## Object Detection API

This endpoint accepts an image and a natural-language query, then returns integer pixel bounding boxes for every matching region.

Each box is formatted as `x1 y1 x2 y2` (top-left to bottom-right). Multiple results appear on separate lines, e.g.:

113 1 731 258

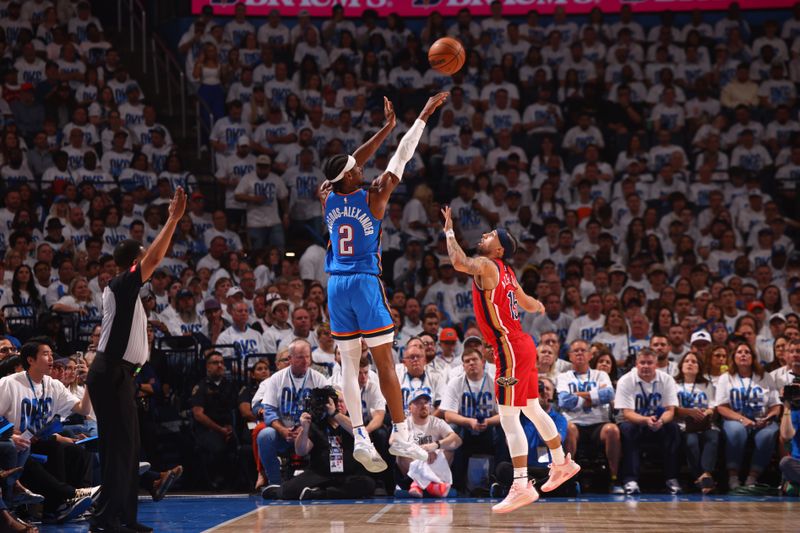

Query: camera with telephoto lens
782 374 800 410
303 386 339 422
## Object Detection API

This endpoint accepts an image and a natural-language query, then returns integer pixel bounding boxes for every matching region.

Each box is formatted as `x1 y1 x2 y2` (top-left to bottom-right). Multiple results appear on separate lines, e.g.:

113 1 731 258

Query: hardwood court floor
206 496 799 533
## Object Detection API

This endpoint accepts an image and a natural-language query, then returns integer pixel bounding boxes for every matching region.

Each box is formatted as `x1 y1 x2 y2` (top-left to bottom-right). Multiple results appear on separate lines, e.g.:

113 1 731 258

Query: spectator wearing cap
429 328 461 375
146 266 172 315
263 299 294 354
164 289 206 336
396 388 462 498
9 82 43 141
187 191 213 237
234 154 288 252
756 313 787 365
201 298 229 345
118 83 144 128
215 132 255 229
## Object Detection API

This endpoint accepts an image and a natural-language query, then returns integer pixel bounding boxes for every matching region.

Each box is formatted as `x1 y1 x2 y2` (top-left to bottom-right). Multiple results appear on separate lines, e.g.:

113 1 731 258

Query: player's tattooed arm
441 205 495 277
514 284 545 314
353 96 396 167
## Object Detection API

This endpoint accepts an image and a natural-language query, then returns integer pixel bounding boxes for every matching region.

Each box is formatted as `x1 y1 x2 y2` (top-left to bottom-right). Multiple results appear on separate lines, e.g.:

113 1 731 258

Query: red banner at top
192 0 797 18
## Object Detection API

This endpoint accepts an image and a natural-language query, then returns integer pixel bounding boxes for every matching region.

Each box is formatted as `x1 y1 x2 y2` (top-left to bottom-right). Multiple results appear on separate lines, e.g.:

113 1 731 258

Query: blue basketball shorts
327 273 394 341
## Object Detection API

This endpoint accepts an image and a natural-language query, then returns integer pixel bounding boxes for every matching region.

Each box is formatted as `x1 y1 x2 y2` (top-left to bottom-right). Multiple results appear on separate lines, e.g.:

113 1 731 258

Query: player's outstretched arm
353 96 396 167
441 205 495 278
369 93 449 218
514 284 545 314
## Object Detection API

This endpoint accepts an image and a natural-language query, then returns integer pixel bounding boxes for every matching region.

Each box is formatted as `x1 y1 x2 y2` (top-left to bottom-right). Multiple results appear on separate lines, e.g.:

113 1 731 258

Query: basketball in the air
428 37 465 75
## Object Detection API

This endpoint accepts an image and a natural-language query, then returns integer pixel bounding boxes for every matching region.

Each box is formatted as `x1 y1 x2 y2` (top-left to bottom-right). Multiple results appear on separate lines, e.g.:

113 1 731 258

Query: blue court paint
38 493 794 533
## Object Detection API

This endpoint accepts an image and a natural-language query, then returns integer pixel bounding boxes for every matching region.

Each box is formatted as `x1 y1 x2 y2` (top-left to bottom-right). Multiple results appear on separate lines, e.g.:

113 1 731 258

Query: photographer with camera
262 386 376 501
779 339 800 490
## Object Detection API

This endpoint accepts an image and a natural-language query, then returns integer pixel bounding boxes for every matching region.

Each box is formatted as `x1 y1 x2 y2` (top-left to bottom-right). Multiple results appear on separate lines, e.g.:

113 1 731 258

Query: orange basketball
428 37 465 75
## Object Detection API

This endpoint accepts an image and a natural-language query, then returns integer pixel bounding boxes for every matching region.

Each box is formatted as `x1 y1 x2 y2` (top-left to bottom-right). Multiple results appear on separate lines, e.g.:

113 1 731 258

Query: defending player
441 207 580 512
319 93 449 472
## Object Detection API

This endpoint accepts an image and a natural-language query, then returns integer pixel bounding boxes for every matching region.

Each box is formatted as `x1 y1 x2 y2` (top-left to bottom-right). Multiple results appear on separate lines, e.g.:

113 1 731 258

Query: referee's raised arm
138 187 187 281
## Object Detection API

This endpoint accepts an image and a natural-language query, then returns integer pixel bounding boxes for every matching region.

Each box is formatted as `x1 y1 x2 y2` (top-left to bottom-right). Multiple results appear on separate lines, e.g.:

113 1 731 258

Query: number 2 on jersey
338 224 354 255
507 290 520 321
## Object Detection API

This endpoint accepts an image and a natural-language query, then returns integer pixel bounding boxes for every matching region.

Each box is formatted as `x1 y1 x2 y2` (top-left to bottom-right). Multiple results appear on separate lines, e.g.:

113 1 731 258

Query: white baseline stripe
203 507 262 533
366 503 395 523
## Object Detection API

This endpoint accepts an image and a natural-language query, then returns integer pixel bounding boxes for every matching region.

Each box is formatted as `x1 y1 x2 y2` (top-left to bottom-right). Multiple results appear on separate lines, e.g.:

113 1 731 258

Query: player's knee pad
337 338 362 362
498 405 528 458
364 332 394 348
522 399 558 441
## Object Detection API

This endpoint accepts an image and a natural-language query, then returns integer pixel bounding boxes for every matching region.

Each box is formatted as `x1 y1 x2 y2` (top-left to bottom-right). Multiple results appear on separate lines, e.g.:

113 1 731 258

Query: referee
87 188 186 533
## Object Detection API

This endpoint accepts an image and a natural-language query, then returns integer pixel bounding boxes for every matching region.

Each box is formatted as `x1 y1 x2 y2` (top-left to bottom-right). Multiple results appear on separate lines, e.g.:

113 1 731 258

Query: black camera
782 374 800 410
303 386 339 422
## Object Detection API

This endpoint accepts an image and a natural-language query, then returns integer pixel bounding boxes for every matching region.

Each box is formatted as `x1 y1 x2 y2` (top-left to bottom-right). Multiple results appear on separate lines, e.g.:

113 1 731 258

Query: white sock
729 475 740 488
353 425 369 442
513 467 528 488
392 422 410 442
550 445 566 465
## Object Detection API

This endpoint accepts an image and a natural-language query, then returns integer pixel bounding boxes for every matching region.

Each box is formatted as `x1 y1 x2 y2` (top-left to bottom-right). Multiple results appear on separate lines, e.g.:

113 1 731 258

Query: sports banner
192 0 796 18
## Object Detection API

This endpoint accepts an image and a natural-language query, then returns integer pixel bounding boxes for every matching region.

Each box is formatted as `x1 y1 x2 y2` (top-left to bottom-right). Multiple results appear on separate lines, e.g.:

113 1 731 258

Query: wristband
445 229 455 239
435 440 441 450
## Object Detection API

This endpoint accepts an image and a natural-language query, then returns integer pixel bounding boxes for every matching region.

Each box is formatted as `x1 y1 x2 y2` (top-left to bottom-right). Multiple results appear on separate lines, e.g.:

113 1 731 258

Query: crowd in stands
0 0 797 525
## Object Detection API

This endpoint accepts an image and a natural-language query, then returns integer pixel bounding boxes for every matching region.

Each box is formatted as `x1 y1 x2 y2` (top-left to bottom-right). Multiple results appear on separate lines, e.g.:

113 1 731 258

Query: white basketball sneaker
353 438 388 473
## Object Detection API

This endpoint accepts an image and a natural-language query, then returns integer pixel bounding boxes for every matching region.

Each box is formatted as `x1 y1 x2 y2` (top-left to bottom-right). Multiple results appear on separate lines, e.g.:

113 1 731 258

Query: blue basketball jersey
324 189 382 275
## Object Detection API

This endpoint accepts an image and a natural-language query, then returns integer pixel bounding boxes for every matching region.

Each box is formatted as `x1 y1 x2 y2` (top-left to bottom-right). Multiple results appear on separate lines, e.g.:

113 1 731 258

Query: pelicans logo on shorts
496 376 519 387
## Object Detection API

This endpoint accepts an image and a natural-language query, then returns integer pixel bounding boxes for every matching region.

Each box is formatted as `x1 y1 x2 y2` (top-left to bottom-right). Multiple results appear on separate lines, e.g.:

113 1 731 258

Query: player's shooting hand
420 92 449 121
441 205 453 233
384 96 395 128
169 187 187 221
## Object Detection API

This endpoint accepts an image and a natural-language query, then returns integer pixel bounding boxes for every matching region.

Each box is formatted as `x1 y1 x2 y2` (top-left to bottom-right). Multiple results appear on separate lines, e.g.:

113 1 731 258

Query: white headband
330 155 356 183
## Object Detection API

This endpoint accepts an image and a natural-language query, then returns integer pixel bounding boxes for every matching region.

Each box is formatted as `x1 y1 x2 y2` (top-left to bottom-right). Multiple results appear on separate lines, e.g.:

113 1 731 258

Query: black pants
279 470 375 500
20 440 91 514
87 356 140 528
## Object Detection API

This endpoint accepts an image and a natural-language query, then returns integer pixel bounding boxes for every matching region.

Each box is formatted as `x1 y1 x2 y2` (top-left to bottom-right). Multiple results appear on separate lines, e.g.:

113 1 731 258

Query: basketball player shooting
319 92 449 472
441 207 580 512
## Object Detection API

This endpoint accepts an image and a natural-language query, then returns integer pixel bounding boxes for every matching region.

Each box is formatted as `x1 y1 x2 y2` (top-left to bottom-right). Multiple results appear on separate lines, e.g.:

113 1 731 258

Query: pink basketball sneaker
540 454 581 492
492 481 539 513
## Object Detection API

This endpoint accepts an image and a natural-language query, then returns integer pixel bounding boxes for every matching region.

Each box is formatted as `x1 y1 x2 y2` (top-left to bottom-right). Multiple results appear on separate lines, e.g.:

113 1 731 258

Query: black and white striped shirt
97 263 149 365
